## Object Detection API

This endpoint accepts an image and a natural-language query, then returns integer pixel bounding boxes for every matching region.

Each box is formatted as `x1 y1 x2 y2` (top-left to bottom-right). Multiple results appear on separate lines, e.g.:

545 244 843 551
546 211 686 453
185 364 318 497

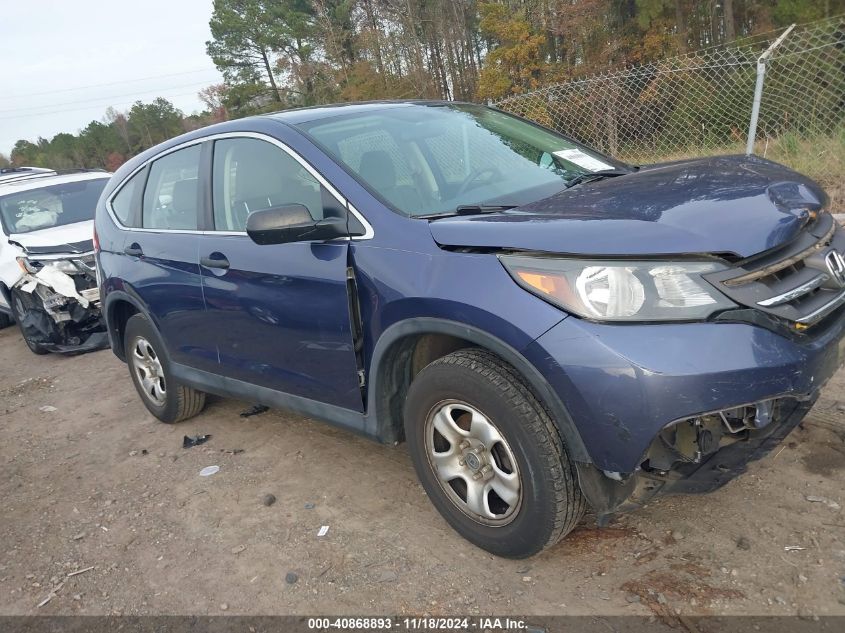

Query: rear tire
11 289 49 355
404 348 585 558
0 311 12 329
124 313 205 423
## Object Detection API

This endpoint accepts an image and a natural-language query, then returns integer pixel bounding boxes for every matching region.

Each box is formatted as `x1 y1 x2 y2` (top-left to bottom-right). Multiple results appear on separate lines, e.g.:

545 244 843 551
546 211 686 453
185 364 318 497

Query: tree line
206 0 842 107
2 98 226 171
4 0 840 170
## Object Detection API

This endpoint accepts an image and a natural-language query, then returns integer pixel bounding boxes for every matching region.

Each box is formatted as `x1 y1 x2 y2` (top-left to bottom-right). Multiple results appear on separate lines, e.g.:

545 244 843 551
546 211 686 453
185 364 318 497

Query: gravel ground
0 324 844 619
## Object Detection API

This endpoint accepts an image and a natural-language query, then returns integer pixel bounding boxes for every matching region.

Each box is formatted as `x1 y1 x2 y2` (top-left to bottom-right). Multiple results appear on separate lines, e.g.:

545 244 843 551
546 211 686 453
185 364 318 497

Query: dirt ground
1 324 844 620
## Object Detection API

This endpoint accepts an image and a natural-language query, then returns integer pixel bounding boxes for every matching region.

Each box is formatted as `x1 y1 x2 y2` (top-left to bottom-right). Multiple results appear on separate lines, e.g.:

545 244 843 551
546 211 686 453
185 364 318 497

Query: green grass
616 129 845 208
762 130 845 206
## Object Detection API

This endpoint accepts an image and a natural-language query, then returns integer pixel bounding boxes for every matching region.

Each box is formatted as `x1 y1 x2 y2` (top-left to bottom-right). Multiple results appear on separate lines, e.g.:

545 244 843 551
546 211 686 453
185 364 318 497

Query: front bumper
14 260 108 354
523 307 845 514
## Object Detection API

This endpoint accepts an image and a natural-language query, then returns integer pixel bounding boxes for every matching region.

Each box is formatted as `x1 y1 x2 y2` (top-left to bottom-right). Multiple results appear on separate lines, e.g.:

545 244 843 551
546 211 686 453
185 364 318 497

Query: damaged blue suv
95 102 845 558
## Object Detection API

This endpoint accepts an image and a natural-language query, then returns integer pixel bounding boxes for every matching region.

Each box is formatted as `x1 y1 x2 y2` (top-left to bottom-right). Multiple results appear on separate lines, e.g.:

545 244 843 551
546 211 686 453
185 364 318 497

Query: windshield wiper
454 204 517 215
417 204 517 220
565 169 630 188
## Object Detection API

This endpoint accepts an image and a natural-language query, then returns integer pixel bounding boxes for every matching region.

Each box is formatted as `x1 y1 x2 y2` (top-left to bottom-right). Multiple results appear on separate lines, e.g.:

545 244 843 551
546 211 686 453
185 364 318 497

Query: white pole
746 24 796 155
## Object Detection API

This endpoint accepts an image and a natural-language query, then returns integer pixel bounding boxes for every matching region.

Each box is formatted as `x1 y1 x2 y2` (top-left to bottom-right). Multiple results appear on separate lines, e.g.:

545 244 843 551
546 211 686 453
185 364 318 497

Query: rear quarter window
110 170 144 227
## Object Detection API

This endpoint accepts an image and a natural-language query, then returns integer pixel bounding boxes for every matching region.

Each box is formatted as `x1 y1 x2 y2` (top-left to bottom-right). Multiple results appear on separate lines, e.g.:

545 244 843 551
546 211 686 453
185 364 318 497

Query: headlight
499 255 736 321
16 257 80 275
43 259 81 274
16 257 36 274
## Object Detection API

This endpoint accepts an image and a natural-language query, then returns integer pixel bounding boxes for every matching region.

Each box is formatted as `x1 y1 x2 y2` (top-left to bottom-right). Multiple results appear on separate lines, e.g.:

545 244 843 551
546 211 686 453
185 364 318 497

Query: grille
705 213 845 327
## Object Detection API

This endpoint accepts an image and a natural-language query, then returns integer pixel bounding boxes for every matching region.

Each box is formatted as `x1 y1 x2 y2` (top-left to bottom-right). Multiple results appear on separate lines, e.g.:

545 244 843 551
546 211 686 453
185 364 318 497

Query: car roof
0 170 111 195
261 99 461 125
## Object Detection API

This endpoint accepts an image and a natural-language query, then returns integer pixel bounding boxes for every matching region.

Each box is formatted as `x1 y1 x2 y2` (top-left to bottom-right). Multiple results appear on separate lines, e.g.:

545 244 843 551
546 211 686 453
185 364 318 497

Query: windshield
297 104 627 217
0 178 108 234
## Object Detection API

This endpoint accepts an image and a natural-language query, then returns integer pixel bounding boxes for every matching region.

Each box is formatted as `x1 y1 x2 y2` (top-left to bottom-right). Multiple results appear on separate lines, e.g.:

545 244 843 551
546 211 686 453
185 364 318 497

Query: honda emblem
825 250 845 287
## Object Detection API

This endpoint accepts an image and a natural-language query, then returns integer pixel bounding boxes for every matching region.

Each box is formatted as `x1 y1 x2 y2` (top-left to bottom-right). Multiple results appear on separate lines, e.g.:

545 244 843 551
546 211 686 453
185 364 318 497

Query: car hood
8 220 94 255
428 155 827 258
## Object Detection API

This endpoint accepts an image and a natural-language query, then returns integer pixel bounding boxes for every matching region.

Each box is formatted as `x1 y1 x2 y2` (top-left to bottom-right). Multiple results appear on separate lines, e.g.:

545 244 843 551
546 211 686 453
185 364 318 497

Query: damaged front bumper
14 252 108 354
524 304 845 522
576 395 815 523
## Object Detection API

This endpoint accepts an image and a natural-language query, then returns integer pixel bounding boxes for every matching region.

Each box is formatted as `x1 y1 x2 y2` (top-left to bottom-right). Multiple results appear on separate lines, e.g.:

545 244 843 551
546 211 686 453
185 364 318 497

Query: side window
111 170 143 227
142 145 201 230
212 138 324 232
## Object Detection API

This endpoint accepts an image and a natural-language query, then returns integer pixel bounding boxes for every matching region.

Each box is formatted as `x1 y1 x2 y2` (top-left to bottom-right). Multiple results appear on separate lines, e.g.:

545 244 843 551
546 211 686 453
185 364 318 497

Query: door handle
124 243 143 257
200 253 230 270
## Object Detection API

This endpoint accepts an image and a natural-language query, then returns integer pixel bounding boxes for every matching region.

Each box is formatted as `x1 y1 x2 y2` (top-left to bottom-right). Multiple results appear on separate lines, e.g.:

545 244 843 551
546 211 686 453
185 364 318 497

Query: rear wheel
0 311 12 329
124 313 205 423
11 289 49 355
404 348 585 558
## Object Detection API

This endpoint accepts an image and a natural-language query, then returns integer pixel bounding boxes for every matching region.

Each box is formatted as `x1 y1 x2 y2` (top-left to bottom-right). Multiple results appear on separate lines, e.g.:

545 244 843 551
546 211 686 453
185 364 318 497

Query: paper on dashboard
553 149 613 172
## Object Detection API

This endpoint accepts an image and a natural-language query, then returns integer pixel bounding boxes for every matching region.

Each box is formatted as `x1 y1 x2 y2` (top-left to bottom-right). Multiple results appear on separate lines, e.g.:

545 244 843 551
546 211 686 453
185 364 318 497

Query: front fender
364 317 591 464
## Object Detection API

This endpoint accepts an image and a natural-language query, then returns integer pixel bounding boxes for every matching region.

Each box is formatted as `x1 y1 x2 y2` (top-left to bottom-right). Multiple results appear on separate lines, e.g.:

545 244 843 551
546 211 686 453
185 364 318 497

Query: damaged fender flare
365 318 591 466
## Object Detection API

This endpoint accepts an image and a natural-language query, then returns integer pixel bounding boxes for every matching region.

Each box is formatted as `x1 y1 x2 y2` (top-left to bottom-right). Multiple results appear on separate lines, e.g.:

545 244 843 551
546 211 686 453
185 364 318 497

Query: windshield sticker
553 149 613 172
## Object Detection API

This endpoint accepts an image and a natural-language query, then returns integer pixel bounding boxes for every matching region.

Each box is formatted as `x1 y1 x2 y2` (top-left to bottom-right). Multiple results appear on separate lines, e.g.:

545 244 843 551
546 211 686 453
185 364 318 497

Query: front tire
404 348 585 558
124 313 205 423
11 289 49 355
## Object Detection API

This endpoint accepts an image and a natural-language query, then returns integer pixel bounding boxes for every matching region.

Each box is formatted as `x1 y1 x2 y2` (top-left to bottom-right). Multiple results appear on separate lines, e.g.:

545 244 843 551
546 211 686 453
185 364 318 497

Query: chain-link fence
495 16 845 193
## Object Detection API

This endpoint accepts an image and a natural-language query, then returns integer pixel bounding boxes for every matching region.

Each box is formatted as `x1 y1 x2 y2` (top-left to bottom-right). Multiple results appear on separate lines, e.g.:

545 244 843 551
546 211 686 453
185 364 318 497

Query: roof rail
0 166 56 175
53 168 108 174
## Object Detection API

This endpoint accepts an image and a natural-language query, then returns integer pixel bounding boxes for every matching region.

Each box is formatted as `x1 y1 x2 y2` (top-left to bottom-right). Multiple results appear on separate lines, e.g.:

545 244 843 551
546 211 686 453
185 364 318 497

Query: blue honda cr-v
95 101 845 557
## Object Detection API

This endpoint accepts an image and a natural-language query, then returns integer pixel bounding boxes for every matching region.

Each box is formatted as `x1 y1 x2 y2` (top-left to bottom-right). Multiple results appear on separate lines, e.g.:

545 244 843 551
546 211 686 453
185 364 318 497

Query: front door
197 135 363 411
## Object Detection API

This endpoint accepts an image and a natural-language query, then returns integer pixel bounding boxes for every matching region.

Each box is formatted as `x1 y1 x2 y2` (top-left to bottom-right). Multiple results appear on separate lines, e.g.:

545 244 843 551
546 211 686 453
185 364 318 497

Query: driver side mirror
246 204 348 245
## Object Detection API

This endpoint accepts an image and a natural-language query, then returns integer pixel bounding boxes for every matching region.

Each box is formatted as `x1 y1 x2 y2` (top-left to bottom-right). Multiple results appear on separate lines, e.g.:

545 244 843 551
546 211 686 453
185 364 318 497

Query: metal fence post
746 24 796 154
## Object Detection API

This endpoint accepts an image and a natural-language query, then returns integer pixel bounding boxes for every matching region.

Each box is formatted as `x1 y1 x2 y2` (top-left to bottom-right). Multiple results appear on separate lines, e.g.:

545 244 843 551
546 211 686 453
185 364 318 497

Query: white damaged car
0 170 111 354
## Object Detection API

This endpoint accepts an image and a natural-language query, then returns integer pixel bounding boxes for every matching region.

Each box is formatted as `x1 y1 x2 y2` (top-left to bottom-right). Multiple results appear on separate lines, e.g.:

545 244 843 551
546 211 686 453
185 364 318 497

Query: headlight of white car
499 255 737 321
17 257 80 275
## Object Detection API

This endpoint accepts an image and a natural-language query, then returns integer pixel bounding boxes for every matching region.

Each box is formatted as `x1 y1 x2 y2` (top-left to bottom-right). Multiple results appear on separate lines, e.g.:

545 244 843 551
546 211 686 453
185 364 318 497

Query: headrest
358 150 396 192
170 179 197 213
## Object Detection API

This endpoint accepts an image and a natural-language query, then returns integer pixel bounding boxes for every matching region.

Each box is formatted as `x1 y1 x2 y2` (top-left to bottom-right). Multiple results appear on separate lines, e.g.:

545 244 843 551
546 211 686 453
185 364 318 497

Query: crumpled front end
516 212 845 522
14 252 108 354
576 395 816 523
524 294 845 523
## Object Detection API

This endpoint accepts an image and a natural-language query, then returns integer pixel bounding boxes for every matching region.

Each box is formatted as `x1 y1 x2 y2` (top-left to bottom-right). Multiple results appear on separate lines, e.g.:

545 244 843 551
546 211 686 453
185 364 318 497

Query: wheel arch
365 318 591 464
103 290 152 362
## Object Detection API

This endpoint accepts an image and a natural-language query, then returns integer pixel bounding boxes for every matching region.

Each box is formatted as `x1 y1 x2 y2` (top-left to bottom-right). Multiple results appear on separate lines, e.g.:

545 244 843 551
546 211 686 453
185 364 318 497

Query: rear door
197 134 363 411
123 143 215 371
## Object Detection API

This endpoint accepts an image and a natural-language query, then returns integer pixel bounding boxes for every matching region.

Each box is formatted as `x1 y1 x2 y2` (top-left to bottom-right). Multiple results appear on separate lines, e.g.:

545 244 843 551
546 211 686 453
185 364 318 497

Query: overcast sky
0 0 223 157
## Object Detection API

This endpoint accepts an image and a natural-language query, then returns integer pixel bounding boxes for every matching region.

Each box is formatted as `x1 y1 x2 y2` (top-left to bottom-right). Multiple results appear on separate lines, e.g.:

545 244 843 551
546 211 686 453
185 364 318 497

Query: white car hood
9 220 94 252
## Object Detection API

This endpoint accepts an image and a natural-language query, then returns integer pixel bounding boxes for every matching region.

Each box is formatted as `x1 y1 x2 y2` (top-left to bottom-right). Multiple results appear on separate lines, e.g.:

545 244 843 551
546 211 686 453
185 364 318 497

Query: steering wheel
455 167 501 197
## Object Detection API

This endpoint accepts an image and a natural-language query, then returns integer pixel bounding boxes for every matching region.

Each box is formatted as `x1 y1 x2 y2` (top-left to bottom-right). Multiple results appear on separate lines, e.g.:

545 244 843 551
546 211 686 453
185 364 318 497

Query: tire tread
425 348 586 550
172 383 206 423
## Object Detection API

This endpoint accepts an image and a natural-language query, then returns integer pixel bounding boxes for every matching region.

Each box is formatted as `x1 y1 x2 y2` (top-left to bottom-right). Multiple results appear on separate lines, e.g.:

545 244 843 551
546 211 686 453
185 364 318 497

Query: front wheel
404 349 585 558
124 313 206 423
11 289 49 355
